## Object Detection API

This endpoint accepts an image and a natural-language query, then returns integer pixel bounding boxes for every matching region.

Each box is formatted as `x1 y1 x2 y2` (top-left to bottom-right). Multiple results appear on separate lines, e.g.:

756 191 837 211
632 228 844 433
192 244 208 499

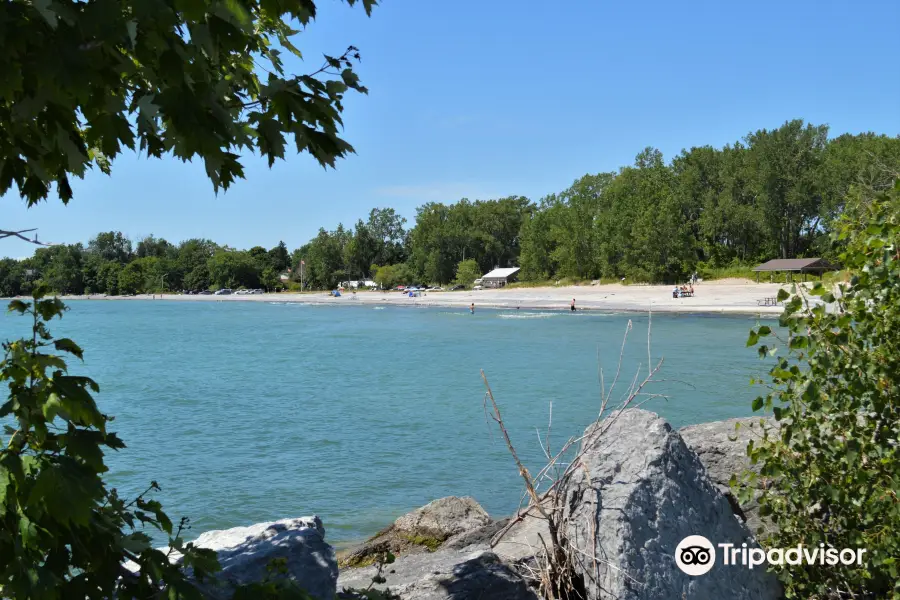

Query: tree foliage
372 263 409 290
743 180 900 599
518 122 899 282
407 197 533 284
1 0 375 206
452 259 481 288
0 234 296 295
0 288 222 598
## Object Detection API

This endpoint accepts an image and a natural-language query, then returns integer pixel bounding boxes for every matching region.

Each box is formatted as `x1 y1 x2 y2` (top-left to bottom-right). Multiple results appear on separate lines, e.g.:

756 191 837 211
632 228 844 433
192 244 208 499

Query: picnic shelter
752 258 837 283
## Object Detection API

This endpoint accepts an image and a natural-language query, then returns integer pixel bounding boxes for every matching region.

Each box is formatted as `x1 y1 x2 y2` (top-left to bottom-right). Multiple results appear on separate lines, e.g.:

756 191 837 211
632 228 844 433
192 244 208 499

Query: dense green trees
407 196 533 284
518 121 899 282
0 234 295 295
2 121 898 294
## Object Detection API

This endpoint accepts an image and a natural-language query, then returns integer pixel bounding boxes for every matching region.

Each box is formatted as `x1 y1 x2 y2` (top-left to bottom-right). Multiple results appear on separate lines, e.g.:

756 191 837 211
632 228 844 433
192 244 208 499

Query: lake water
0 300 775 544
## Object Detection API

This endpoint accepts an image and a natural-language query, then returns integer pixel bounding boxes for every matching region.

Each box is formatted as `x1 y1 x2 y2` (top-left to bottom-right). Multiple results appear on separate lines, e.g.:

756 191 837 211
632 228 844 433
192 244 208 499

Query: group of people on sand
672 284 694 298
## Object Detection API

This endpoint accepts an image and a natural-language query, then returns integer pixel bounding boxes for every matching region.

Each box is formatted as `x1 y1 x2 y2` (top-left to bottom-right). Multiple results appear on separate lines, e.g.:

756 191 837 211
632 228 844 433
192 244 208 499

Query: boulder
680 416 778 536
491 504 551 564
338 546 538 600
338 497 492 568
561 409 781 600
443 517 509 550
393 496 492 540
177 516 337 600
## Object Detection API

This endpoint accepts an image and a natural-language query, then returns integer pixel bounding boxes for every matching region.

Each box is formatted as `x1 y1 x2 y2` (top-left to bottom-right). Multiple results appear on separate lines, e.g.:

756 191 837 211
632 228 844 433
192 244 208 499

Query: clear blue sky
3 0 899 259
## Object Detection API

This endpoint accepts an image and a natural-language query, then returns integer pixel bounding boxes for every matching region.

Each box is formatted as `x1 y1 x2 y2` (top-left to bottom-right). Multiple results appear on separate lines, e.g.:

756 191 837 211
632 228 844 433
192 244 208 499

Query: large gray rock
338 497 493 568
561 409 781 600
680 416 778 536
338 498 536 598
338 546 538 600
179 516 337 600
393 496 492 540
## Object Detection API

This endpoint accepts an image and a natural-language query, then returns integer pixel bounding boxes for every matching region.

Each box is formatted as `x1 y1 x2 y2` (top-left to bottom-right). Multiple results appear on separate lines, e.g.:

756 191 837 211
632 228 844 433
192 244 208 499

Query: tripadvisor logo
675 535 867 576
675 535 716 576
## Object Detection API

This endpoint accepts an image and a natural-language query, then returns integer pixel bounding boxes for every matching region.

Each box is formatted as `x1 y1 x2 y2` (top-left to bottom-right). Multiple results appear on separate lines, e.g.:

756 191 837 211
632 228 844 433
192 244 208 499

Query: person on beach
570 298 576 312
470 303 475 314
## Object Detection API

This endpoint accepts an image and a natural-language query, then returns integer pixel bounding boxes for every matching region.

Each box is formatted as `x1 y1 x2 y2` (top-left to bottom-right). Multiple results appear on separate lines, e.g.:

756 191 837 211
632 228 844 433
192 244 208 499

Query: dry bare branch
483 311 671 599
0 228 55 246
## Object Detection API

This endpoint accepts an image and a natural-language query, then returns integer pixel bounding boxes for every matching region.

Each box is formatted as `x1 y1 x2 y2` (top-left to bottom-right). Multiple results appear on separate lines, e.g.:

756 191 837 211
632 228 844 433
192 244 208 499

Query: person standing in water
470 303 475 314
570 298 576 312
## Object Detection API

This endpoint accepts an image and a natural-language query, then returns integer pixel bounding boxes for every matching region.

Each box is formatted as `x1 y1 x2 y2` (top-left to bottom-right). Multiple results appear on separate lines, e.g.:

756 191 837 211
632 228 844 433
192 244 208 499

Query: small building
481 267 521 288
752 258 838 283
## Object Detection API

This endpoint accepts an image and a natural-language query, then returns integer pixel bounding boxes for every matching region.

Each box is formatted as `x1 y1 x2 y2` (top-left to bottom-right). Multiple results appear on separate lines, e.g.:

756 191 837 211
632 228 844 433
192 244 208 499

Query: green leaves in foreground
0 286 218 599
1 0 376 205
742 180 900 599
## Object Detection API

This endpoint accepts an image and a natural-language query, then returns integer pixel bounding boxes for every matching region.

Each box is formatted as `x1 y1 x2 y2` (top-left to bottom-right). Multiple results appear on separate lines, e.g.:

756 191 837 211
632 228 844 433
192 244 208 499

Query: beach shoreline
46 279 796 315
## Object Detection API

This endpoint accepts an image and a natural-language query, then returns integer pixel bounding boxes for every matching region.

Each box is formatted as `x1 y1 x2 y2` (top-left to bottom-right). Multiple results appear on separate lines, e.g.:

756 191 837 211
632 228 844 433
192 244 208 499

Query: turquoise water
0 301 774 543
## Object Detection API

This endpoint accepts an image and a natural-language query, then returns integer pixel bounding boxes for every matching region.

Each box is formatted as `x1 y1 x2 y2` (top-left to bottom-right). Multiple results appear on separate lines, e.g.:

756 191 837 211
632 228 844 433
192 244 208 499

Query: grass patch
402 534 444 551
697 264 757 281
338 553 379 569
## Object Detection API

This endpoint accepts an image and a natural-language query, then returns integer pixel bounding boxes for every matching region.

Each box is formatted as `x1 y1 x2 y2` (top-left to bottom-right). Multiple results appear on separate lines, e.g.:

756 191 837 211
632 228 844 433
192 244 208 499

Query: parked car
473 285 483 290
214 289 233 295
198 290 213 295
449 284 464 291
430 286 444 291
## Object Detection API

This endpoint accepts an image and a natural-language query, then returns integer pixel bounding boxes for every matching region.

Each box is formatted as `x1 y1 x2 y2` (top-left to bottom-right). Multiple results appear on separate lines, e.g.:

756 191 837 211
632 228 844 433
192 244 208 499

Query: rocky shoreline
166 410 780 599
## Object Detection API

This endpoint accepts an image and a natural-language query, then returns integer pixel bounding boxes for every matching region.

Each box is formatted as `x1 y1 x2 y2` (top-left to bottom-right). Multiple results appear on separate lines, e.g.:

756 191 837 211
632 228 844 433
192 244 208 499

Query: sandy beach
60 279 799 315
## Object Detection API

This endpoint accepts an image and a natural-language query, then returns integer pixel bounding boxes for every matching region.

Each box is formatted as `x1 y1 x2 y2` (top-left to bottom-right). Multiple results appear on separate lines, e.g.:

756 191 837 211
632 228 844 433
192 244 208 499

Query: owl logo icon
675 535 716 576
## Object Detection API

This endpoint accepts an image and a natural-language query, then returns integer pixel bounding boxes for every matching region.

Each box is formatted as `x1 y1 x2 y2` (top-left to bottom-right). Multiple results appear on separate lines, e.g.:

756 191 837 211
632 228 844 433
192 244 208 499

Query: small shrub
452 259 481 288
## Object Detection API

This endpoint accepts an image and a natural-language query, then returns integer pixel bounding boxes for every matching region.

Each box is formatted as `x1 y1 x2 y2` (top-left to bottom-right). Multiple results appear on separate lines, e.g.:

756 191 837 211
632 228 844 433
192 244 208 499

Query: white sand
62 279 799 315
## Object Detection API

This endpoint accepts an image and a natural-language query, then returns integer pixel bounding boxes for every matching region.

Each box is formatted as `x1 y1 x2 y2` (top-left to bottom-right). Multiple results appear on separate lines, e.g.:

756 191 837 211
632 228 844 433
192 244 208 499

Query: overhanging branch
0 228 54 246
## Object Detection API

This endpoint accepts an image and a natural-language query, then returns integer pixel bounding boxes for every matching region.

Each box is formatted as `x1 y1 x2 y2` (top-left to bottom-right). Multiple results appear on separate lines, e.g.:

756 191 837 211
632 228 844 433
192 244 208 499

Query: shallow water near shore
0 301 774 543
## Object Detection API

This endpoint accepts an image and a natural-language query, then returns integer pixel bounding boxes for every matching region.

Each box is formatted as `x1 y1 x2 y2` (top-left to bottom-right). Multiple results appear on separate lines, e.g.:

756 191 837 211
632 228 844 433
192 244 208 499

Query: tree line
2 120 898 295
0 235 293 296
